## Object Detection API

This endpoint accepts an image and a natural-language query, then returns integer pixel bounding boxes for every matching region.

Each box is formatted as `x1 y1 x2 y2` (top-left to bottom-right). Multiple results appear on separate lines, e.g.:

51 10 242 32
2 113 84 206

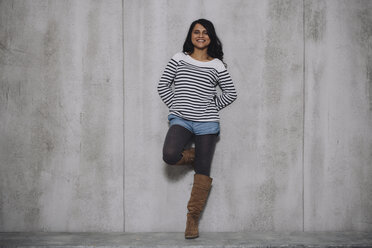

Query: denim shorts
168 114 220 136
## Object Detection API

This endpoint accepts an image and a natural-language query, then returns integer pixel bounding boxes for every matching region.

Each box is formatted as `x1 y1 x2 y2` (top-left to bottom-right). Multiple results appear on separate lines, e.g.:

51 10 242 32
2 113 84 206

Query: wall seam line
302 0 306 233
122 0 125 233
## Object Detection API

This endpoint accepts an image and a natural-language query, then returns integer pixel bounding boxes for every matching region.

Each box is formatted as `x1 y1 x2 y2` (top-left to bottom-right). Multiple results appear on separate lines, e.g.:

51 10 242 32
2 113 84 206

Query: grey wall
0 0 371 232
304 0 372 231
0 0 123 231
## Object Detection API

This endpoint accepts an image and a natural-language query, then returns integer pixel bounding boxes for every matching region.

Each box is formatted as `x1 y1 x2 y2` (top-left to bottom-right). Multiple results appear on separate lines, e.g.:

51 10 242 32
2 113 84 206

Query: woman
157 18 237 239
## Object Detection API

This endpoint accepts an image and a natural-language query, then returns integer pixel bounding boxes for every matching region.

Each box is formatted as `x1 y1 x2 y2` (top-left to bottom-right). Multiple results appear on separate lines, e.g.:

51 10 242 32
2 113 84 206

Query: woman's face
191 23 211 50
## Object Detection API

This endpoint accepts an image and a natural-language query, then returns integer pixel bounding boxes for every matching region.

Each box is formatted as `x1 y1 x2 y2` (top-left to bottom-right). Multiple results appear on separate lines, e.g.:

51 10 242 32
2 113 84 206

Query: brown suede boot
175 148 195 166
185 173 213 239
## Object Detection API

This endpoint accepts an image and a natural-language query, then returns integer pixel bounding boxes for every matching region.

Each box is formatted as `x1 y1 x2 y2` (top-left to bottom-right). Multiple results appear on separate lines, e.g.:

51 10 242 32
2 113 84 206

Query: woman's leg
162 125 193 165
184 134 217 239
193 134 218 176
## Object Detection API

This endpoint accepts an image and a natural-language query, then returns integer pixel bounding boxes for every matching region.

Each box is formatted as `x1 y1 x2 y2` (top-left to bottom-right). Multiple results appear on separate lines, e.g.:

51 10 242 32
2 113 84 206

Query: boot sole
185 235 199 239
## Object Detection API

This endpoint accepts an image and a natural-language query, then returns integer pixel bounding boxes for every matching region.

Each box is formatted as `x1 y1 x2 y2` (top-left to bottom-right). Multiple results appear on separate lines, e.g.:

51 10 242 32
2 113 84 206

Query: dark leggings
162 125 218 176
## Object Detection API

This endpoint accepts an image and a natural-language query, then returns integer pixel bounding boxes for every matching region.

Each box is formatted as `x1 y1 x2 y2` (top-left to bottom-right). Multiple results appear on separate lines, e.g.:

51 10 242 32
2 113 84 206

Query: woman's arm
157 55 178 108
214 69 238 111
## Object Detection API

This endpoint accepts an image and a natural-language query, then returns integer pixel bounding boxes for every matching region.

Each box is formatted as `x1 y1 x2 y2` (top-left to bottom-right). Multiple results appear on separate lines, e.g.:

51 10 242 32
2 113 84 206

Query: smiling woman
157 18 237 239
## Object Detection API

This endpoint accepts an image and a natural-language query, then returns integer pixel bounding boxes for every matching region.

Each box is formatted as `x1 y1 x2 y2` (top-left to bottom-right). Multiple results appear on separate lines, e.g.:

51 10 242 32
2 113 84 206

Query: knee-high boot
185 173 212 239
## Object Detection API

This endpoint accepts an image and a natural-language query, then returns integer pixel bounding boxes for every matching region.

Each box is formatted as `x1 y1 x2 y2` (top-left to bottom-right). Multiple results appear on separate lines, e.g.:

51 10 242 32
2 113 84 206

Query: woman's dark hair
182 18 227 67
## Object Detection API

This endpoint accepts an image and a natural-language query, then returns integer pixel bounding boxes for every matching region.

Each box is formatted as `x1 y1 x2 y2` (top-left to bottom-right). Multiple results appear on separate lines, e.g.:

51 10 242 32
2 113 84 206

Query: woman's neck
189 49 213 61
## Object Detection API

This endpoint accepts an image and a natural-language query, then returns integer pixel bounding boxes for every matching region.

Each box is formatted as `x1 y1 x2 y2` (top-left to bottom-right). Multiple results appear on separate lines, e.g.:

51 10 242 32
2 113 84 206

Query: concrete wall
304 0 372 231
0 0 371 232
0 0 123 231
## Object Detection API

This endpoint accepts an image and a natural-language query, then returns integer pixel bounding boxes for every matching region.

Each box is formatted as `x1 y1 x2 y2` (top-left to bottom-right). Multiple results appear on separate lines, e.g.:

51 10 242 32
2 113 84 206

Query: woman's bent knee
162 150 180 165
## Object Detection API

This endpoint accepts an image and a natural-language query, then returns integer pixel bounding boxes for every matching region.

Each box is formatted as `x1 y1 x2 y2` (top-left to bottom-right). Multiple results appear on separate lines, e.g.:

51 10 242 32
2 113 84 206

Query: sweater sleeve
157 54 178 108
214 68 238 111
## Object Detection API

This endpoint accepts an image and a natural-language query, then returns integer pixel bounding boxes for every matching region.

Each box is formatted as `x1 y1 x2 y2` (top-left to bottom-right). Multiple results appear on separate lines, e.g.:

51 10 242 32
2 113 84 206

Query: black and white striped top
157 52 237 122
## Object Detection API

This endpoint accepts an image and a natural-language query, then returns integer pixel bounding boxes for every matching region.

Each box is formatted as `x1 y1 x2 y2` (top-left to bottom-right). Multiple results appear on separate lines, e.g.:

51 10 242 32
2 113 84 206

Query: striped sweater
157 52 237 122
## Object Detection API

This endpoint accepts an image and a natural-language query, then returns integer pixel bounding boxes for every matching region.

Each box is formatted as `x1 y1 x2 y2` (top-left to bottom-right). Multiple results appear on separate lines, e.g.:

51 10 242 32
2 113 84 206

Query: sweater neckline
186 54 217 63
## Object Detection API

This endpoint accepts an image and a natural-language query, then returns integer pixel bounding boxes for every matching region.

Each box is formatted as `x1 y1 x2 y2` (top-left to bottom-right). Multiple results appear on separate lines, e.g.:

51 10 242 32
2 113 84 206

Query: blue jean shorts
168 114 220 136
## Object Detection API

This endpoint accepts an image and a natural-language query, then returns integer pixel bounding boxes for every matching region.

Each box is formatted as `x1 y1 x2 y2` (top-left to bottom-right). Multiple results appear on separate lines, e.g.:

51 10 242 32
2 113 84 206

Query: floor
1 231 372 247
